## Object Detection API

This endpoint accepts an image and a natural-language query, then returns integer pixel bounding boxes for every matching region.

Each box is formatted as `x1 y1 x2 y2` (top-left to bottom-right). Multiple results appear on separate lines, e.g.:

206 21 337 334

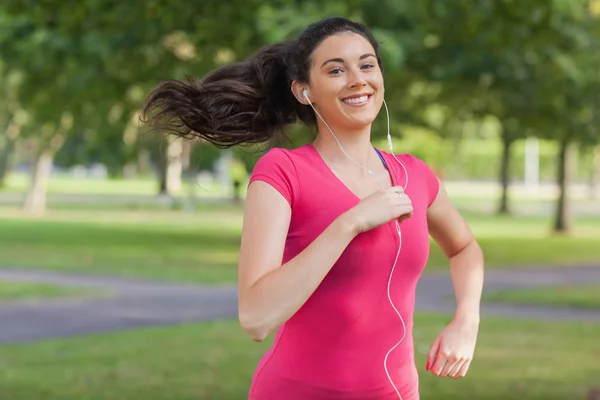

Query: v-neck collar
307 143 398 201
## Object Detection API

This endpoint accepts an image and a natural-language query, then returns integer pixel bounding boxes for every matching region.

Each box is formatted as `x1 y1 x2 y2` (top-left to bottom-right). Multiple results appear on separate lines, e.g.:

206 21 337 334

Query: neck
312 121 375 170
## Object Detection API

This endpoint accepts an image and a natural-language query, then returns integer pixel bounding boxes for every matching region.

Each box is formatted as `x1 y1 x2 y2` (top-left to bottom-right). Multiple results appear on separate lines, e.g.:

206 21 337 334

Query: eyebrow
320 53 376 68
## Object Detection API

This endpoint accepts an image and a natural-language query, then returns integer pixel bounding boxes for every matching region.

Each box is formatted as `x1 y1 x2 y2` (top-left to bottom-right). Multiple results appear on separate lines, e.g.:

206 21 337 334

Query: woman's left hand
426 316 479 379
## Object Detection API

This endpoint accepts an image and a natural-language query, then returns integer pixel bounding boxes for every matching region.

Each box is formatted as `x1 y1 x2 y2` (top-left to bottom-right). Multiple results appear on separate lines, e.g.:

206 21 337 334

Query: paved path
1 265 599 345
415 264 600 321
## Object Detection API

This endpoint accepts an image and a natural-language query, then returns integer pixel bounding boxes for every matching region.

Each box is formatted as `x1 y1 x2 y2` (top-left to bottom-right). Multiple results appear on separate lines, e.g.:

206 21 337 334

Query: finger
426 337 441 371
430 354 447 376
454 359 472 379
447 359 465 379
398 211 412 223
397 206 413 218
386 190 403 201
439 354 461 377
389 186 405 195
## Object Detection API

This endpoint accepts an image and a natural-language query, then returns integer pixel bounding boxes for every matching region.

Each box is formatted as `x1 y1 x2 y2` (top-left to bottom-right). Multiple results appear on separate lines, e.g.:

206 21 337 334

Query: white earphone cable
303 91 408 400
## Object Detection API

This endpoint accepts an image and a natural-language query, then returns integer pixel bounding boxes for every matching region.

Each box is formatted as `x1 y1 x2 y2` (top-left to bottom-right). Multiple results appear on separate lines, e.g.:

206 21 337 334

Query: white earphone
303 88 409 400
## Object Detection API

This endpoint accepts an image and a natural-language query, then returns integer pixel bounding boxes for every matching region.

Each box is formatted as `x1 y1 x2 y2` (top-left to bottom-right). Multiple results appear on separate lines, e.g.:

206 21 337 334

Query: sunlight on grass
3 173 227 197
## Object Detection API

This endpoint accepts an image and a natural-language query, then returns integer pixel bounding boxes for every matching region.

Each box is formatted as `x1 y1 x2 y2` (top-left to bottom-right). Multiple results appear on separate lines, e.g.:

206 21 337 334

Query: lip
341 93 373 101
340 93 373 107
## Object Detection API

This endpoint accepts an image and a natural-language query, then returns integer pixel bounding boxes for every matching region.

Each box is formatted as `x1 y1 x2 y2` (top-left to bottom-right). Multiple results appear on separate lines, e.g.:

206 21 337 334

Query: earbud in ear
302 89 309 101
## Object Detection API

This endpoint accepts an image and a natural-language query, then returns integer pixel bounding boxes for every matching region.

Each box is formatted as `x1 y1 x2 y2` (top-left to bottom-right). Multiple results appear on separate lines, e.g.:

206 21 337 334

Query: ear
291 80 311 105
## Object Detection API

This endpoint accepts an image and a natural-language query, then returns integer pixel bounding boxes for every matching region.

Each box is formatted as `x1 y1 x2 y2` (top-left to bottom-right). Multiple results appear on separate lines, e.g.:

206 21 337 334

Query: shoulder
253 146 295 169
248 146 308 207
380 151 441 207
404 154 441 207
401 153 436 173
250 146 310 181
377 150 436 175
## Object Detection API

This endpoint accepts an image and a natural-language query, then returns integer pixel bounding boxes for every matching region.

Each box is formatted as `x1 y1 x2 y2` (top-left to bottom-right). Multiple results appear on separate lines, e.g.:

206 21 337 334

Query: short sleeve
407 155 440 207
248 148 299 207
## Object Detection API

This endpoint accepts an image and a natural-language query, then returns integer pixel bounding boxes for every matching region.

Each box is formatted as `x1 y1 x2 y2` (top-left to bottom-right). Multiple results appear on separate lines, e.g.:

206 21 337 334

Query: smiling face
297 32 385 131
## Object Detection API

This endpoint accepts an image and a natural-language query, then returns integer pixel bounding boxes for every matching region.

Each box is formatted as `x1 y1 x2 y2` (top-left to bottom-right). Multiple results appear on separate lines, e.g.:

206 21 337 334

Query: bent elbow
249 332 268 342
239 313 269 342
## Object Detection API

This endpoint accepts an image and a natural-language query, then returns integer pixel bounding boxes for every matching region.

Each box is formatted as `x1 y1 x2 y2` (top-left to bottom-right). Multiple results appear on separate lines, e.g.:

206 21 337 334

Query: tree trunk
22 113 72 216
182 139 193 172
157 150 168 195
165 137 183 195
553 140 573 233
157 137 184 196
497 133 512 214
122 163 137 179
137 149 152 176
591 145 600 200
23 133 66 215
0 118 21 187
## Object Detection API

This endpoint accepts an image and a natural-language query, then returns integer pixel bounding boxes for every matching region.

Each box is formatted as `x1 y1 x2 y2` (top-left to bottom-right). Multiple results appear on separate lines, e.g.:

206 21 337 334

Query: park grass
3 173 220 196
484 284 600 310
0 313 598 399
3 173 160 195
0 206 242 283
427 210 600 269
0 204 598 284
0 281 104 302
2 172 226 202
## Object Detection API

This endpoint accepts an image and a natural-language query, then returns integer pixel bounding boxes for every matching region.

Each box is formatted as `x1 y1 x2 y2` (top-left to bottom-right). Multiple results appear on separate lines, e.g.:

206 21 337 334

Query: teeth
343 95 369 104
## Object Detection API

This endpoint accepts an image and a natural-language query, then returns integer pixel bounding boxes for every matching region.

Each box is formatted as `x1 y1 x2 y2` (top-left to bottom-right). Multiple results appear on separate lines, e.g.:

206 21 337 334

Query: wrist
339 208 363 236
453 307 480 325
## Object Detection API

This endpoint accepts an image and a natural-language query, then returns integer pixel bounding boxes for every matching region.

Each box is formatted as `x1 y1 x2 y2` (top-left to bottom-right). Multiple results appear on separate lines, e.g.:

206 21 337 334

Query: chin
349 115 377 127
340 101 381 126
343 108 379 128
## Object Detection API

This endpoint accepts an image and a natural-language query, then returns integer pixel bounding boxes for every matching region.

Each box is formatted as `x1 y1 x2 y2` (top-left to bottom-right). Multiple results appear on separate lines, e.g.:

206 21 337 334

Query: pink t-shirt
246 143 440 400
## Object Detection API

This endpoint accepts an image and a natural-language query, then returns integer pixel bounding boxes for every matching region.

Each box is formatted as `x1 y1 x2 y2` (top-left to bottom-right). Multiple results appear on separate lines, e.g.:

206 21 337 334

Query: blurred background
0 1 599 399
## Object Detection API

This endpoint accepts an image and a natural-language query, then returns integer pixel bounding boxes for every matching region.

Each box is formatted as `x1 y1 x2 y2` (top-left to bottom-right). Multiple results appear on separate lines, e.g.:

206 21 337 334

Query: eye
328 67 344 75
361 63 375 70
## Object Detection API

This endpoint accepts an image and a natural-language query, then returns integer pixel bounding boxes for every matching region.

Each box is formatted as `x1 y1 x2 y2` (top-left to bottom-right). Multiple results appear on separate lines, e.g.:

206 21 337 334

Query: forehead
311 33 375 66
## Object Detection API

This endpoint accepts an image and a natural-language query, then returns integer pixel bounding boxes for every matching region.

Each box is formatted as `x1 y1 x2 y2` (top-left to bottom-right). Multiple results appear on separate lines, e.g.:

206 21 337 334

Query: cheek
370 74 384 89
313 85 344 108
322 79 346 97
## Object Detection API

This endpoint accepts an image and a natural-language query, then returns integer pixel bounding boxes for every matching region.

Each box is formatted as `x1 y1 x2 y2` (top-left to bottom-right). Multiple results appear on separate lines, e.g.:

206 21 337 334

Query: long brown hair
141 17 383 149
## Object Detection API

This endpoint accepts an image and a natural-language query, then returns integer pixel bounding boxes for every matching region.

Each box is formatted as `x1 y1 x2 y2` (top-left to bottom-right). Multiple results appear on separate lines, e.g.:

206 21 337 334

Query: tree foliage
0 1 598 225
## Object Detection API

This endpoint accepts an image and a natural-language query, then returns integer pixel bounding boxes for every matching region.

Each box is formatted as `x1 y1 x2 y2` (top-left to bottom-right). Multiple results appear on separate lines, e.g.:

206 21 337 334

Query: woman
143 17 484 400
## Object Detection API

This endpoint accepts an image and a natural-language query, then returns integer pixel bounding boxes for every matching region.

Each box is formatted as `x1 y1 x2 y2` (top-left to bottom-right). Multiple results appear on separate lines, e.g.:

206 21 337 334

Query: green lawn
2 173 222 196
0 281 106 302
485 284 600 310
3 173 157 195
0 181 598 400
0 205 598 284
0 314 597 399
0 206 241 283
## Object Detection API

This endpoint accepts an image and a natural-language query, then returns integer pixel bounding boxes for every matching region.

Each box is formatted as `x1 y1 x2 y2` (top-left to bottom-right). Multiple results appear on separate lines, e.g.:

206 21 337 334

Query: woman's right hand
346 186 413 234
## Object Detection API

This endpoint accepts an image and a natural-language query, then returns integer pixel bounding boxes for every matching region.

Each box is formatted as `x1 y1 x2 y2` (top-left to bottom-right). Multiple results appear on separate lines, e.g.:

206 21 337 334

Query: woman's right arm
237 180 359 342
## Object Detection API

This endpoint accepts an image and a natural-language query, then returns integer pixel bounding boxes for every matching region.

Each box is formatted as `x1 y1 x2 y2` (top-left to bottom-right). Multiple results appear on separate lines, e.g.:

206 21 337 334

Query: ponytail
141 41 313 149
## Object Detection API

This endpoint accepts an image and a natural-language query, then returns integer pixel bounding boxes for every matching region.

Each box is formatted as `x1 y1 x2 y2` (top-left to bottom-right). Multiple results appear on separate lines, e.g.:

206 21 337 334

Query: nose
347 67 367 89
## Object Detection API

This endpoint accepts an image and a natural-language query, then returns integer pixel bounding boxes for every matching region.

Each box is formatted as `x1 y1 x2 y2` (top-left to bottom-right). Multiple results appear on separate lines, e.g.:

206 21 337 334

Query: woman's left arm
424 180 484 379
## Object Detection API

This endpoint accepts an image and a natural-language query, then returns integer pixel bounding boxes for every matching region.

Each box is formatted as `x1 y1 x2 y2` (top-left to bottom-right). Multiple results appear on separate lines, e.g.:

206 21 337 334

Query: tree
0 0 271 209
0 62 26 187
376 0 593 217
526 0 600 232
